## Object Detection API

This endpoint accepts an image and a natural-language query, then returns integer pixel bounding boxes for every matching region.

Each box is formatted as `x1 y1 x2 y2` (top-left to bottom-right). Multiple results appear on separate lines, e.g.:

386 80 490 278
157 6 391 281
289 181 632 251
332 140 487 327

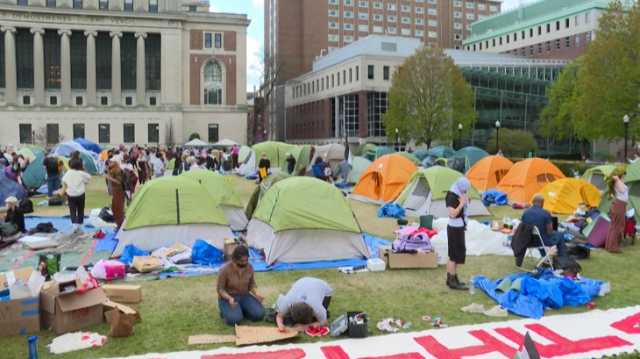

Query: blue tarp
119 245 150 265
73 138 102 154
191 239 225 266
473 269 604 319
0 172 27 204
378 203 406 219
482 189 509 206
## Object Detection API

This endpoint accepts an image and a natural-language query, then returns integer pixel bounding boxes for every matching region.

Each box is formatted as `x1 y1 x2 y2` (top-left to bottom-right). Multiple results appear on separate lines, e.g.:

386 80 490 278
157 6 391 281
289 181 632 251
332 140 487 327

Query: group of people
0 150 29 186
216 246 333 331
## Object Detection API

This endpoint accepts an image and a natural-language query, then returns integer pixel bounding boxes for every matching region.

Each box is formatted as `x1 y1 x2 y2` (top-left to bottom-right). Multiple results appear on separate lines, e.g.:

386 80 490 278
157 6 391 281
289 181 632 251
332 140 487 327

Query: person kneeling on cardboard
275 277 333 332
217 246 265 326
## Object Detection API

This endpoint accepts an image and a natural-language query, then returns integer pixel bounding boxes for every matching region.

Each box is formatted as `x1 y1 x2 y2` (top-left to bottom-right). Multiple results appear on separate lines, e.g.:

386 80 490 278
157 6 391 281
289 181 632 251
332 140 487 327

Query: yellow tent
538 178 601 215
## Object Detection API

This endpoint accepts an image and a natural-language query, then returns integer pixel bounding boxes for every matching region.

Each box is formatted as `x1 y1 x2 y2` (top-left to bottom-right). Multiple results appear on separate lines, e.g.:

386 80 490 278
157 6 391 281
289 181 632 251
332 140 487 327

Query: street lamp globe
395 128 399 134
495 120 501 128
624 114 630 124
458 123 463 131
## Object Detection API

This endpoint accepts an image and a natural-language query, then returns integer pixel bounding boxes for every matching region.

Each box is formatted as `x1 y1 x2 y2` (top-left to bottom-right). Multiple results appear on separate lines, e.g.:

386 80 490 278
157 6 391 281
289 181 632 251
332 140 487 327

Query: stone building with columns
0 0 249 147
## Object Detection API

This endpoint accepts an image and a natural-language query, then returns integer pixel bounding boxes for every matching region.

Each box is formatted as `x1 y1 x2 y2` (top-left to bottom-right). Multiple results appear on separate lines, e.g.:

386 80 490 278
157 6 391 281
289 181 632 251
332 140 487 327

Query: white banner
108 306 640 359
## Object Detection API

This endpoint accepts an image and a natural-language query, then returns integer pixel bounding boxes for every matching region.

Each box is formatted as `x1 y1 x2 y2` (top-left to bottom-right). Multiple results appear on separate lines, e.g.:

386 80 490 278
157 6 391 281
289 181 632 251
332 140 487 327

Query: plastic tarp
191 239 224 266
482 189 509 206
473 269 606 319
73 138 102 154
119 245 150 265
377 203 405 219
0 172 27 204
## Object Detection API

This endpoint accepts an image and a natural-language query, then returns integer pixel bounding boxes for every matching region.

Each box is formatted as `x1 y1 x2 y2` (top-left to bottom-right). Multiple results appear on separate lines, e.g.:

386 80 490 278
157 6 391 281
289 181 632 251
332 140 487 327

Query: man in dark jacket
521 195 567 257
43 155 61 198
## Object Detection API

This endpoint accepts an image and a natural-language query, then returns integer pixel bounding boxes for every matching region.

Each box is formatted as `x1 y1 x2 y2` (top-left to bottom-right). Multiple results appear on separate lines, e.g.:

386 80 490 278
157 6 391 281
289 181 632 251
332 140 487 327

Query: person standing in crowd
231 145 240 169
217 246 265 326
43 154 61 198
4 196 26 234
137 150 150 185
521 195 567 257
258 153 270 183
286 153 296 175
445 177 470 290
69 151 83 171
61 158 91 232
275 277 333 332
606 173 628 253
122 162 138 204
106 162 126 229
150 150 164 178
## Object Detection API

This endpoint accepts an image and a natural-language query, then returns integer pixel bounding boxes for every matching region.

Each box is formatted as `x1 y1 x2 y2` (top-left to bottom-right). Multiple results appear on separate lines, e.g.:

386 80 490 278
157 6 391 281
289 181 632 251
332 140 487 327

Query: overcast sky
209 0 540 92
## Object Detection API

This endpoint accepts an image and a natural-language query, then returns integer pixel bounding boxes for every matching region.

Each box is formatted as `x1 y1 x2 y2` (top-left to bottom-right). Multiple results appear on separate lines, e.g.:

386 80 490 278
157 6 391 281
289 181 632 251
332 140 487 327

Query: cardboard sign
235 325 298 346
188 335 236 345
103 284 142 304
132 257 163 273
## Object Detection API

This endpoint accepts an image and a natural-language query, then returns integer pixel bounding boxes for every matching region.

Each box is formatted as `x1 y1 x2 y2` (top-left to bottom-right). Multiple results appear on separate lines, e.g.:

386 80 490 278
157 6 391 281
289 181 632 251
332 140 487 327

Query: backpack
31 222 56 234
553 256 582 276
99 207 115 223
19 199 34 214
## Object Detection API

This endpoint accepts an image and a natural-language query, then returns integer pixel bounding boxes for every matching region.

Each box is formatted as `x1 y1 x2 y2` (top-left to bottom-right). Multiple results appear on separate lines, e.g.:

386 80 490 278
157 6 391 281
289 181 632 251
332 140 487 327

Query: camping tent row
114 174 371 266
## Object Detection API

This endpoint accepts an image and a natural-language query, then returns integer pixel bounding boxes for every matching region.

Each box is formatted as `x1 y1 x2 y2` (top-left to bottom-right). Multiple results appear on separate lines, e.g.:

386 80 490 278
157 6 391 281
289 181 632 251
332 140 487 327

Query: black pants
67 194 85 225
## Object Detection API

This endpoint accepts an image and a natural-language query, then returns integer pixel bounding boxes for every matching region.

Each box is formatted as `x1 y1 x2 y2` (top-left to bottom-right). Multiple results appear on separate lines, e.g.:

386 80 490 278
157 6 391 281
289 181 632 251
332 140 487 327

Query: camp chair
527 226 555 271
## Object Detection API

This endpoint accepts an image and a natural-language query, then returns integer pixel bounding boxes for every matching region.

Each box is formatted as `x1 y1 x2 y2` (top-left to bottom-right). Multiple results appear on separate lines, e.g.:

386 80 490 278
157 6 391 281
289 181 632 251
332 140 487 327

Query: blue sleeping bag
473 269 603 319
482 189 509 206
378 203 406 219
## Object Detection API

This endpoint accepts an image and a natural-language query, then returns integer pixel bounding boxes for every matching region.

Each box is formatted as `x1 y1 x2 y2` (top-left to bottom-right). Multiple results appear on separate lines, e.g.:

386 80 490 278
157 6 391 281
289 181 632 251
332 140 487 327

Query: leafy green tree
486 128 538 158
572 0 640 140
188 133 201 141
540 60 581 140
383 47 476 148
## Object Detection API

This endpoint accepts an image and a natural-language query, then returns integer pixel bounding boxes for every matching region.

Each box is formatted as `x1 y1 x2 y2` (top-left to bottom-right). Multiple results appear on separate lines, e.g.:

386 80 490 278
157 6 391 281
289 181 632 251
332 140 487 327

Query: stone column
31 28 45 105
84 30 97 106
135 32 147 106
58 29 72 106
110 31 122 105
1 26 17 105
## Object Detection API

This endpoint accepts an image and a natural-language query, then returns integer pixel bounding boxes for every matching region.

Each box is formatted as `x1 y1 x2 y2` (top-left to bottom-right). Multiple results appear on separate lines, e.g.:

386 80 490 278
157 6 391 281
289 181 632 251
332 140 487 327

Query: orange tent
467 155 514 192
497 158 565 204
352 154 417 203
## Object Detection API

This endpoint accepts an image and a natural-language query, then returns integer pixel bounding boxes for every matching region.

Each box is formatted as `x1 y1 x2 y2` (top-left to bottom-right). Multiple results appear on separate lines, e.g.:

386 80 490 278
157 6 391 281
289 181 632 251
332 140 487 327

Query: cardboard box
382 249 438 269
132 256 162 273
40 286 107 334
0 296 40 337
102 284 142 304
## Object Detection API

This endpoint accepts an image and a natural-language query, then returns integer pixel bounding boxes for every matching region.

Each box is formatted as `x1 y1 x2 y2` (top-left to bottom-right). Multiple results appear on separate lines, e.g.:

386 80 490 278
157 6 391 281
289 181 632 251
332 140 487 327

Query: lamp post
624 114 630 162
395 128 400 152
495 120 501 153
457 123 463 150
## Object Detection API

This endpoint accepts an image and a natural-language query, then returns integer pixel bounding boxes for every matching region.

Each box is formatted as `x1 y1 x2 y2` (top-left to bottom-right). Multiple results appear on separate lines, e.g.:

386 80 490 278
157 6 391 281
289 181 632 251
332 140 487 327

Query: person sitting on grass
275 277 333 332
217 246 265 326
4 196 25 234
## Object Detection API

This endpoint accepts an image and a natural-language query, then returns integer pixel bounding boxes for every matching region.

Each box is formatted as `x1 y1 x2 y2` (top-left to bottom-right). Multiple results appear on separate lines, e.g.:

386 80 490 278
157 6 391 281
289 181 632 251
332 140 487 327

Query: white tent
184 138 210 147
214 139 239 147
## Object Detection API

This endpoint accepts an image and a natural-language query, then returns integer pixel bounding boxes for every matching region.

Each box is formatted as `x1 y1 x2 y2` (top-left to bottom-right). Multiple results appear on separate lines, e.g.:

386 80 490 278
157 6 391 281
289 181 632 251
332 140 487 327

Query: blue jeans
47 175 61 197
218 294 265 326
542 232 567 258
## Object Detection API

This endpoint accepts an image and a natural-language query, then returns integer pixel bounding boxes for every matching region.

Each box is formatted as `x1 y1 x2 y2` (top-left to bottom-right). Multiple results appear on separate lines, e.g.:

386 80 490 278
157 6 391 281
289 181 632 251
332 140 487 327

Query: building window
349 68 353 83
46 124 59 145
149 0 158 13
556 39 561 49
44 30 61 89
18 0 28 5
547 23 551 33
70 31 87 89
214 33 223 49
145 34 161 90
99 0 108 10
368 92 387 137
124 0 133 11
19 124 32 144
73 0 82 9
188 5 197 12
123 123 135 143
75 96 83 105
46 0 56 7
49 96 58 105
339 95 359 137
331 74 335 87
148 123 159 143
149 96 157 106
383 65 390 80
565 36 571 47
208 124 219 143
99 124 110 143
96 32 112 90
556 21 560 31
355 66 359 81
530 28 534 37
367 65 374 79
100 96 109 105
22 96 31 105
73 123 85 139
16 29 34 89
125 96 133 106
203 61 223 105
538 26 542 35
121 33 136 90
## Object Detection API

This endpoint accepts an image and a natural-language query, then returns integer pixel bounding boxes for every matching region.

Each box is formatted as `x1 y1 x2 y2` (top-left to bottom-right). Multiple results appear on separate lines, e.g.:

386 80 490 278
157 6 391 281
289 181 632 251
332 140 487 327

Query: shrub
486 129 538 158
188 133 200 141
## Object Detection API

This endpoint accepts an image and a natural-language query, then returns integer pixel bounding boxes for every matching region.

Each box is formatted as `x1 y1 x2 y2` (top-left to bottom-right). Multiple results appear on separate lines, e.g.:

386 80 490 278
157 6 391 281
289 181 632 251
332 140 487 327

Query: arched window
203 61 223 105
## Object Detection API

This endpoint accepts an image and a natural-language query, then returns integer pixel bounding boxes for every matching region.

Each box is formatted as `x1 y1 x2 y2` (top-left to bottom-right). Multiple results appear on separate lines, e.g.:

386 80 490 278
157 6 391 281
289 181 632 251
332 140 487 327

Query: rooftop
310 35 567 74
464 0 611 44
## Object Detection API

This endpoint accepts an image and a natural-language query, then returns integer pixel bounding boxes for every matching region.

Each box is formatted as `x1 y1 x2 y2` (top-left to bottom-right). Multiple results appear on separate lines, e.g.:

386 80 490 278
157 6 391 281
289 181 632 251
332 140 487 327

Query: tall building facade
0 0 249 147
265 0 502 139
463 0 610 60
285 36 572 155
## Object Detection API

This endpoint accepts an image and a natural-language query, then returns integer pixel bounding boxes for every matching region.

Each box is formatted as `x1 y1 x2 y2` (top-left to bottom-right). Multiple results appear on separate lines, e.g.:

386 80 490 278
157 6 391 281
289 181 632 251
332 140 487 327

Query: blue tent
449 146 489 173
427 145 455 159
0 172 27 204
74 138 102 154
22 149 46 190
79 152 99 175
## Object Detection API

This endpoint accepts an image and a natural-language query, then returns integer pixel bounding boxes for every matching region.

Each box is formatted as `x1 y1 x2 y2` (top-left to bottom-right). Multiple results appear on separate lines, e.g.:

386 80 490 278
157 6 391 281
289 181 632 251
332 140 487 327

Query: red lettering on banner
414 330 516 359
495 324 632 357
201 349 305 359
612 312 640 334
321 345 425 359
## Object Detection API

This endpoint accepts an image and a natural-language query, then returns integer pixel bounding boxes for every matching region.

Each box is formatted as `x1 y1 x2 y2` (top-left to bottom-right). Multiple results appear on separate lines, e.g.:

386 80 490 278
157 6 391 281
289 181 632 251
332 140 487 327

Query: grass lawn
1 176 639 358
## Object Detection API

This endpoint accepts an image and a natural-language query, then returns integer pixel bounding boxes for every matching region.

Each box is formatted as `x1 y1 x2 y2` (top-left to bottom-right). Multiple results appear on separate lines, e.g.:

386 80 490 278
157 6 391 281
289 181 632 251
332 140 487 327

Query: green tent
181 170 242 208
251 141 311 175
397 152 421 165
114 176 234 256
347 156 372 184
21 149 46 190
79 151 98 175
245 171 290 220
449 146 489 173
124 176 229 230
247 177 369 264
583 165 616 191
395 166 489 217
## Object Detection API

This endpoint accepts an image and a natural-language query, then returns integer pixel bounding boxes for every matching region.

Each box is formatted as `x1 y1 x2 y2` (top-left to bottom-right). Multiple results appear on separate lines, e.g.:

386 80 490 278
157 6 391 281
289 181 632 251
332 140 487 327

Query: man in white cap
4 196 25 234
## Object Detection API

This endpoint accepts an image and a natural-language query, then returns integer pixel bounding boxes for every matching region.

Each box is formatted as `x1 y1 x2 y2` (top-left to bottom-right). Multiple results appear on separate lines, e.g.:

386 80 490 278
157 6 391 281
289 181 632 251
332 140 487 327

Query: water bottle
28 336 38 359
468 276 476 295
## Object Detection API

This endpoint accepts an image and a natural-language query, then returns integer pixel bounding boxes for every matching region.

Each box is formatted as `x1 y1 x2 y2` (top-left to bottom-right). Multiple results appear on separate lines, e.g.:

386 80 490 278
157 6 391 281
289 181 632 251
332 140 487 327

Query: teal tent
449 146 489 173
22 149 46 190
